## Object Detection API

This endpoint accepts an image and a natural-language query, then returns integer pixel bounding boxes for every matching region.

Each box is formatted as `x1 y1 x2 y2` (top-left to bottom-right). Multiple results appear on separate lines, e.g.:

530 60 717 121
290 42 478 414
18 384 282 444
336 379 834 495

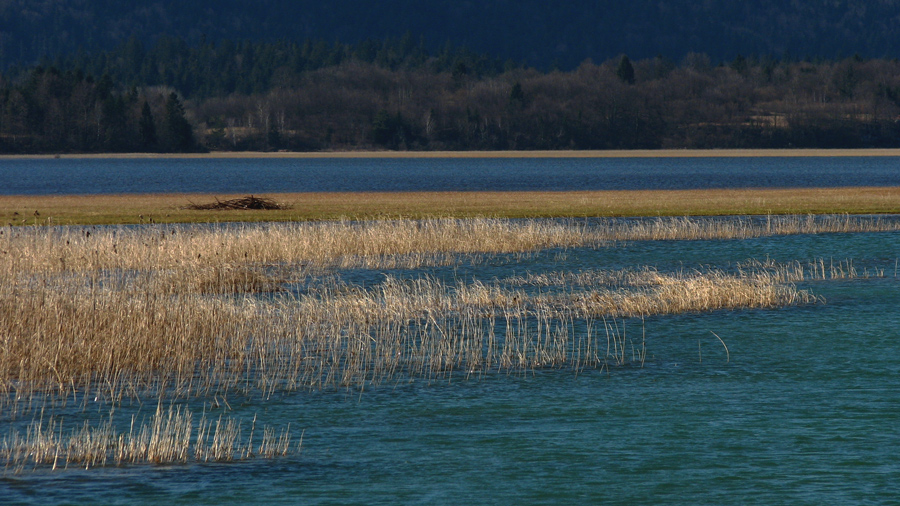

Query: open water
2 155 900 194
2 156 899 505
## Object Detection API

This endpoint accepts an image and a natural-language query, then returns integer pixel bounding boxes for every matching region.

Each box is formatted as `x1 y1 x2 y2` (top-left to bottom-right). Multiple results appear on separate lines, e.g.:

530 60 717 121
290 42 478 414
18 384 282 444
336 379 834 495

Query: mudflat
3 187 900 226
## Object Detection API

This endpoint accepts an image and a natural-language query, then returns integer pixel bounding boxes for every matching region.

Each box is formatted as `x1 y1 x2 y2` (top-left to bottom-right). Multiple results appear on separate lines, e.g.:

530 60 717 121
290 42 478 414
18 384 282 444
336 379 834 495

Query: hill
3 0 900 69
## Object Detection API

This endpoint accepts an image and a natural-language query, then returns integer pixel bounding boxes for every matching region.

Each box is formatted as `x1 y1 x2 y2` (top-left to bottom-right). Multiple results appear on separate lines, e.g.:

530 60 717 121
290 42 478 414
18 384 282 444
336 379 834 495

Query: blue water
3 228 899 505
3 157 900 504
2 156 900 194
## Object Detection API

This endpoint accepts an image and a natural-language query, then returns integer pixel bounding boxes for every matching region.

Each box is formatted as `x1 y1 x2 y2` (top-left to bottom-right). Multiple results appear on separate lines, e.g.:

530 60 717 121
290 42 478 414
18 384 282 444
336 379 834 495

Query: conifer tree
162 92 193 152
616 55 635 85
138 101 157 150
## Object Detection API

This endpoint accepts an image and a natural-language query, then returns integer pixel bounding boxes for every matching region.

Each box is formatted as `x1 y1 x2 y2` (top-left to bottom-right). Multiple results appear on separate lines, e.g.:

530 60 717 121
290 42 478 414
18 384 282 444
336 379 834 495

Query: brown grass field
2 187 900 225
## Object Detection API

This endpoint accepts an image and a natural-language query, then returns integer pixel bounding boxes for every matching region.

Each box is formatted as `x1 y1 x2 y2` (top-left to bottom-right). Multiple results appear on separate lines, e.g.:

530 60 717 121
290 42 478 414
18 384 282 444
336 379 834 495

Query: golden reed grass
1 216 890 405
0 260 829 413
2 215 897 276
1 404 295 472
0 215 893 471
0 218 597 275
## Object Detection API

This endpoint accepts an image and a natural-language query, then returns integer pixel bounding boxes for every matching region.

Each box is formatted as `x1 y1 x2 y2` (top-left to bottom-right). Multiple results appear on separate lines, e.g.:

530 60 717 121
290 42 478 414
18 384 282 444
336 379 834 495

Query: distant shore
6 148 900 159
3 187 900 226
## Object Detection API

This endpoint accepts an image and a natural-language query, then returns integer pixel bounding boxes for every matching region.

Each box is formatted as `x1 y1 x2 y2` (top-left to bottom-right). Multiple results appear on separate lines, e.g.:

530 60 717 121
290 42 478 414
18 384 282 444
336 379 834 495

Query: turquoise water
3 229 899 505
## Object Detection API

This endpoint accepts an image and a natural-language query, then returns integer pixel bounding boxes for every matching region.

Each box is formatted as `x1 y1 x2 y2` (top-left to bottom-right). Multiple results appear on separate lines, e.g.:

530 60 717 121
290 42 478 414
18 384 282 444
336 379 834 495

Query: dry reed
1 404 295 472
2 216 888 411
2 215 897 277
0 215 892 473
0 261 836 414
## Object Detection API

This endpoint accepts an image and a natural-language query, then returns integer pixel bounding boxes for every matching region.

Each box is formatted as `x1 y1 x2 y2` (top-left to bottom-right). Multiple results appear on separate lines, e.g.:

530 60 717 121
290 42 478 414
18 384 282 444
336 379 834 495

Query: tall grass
2 216 888 410
0 215 892 472
2 215 897 276
0 264 828 414
0 218 599 276
1 404 295 472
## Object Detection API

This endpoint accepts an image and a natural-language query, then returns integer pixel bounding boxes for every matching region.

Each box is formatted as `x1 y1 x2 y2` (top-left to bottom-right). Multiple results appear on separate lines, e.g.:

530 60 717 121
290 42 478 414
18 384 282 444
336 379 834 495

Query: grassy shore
2 187 900 225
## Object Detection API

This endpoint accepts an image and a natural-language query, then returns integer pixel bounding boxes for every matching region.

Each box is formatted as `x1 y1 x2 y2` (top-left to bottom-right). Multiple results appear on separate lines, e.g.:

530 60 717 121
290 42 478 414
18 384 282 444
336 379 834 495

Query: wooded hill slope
3 0 900 70
4 38 900 153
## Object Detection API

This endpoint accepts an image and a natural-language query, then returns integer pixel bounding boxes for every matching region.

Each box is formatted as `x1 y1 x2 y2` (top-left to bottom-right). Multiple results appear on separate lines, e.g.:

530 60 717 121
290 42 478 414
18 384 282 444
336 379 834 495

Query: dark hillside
3 0 900 69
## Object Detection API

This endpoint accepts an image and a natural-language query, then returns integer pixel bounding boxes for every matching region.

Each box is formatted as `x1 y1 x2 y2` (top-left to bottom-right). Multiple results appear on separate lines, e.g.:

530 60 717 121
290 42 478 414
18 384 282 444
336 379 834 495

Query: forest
5 0 900 70
3 36 900 153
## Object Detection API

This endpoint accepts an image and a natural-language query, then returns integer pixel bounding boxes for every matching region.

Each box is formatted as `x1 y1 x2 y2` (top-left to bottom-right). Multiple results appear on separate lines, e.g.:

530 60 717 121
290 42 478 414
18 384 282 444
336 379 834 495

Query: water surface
3 156 899 504
3 156 900 194
3 228 899 505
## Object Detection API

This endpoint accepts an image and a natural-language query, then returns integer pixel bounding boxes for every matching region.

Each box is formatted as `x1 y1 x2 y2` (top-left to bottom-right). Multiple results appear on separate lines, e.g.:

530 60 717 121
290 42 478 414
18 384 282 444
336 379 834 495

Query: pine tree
616 55 635 85
138 101 157 150
162 92 193 152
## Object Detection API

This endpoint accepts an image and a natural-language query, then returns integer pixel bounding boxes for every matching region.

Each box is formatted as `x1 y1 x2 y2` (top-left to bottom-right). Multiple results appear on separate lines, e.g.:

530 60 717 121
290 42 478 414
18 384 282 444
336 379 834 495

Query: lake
1 156 899 505
2 155 900 194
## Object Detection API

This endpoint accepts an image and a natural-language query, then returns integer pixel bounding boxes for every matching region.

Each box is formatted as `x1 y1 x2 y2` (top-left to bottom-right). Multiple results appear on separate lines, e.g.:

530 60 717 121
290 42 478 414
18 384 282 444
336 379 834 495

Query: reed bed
605 214 900 241
0 218 599 276
0 286 256 411
1 227 886 412
505 258 885 288
2 215 897 277
1 404 296 472
0 215 893 472
0 262 836 415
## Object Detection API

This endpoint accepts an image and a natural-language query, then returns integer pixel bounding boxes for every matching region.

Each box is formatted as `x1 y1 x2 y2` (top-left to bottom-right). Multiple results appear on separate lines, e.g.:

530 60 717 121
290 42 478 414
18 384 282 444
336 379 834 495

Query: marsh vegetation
5 185 900 227
1 215 896 471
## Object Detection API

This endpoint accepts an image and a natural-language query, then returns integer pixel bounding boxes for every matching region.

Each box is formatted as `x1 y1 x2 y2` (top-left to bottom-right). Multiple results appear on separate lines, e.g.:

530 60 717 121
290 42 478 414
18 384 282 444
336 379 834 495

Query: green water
3 230 899 505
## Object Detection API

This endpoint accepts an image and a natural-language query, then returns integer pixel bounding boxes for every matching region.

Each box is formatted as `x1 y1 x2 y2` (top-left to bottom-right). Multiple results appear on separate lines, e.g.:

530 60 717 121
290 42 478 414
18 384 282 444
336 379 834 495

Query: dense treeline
194 54 900 151
4 36 900 153
0 37 506 153
34 35 510 99
5 0 900 70
0 67 194 153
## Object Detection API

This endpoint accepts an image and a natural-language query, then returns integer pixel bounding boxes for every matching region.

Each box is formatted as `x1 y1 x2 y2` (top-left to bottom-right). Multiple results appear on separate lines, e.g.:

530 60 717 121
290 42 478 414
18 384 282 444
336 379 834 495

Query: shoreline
6 148 900 159
3 187 900 226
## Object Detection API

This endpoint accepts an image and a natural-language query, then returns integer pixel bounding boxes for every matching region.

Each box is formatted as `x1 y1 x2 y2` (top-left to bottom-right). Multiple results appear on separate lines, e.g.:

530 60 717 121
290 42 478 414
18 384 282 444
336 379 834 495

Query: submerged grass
1 404 296 472
0 214 893 472
1 215 891 403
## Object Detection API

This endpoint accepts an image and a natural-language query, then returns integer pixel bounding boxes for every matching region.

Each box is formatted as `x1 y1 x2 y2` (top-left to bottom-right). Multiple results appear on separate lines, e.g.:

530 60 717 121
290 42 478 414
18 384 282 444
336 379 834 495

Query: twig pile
185 195 289 210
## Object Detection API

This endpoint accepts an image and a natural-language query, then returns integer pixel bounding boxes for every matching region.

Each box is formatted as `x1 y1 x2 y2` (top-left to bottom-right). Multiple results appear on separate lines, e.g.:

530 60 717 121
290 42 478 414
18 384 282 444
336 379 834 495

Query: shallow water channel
3 224 899 505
